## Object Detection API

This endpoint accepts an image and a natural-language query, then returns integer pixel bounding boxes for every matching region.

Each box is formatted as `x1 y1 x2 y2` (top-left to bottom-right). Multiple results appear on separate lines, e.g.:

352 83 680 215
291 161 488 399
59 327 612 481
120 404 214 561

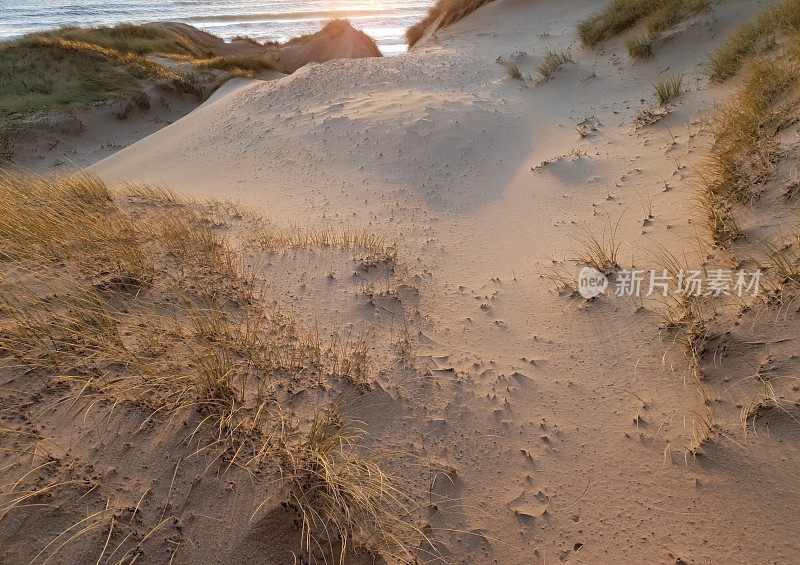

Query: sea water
0 0 434 55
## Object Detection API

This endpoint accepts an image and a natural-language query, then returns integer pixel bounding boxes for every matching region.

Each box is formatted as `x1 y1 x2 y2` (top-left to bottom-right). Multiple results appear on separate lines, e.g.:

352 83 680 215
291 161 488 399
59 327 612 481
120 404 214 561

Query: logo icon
578 267 608 299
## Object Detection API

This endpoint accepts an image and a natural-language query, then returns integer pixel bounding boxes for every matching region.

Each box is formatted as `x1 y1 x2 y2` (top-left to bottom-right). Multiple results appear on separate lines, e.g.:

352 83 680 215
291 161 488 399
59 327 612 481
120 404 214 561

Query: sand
5 0 800 562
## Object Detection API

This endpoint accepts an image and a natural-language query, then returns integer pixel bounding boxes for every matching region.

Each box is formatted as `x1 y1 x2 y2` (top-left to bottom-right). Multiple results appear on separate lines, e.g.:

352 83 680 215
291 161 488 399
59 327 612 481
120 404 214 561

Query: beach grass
29 23 204 57
0 42 149 119
653 75 682 105
713 56 798 202
627 34 654 58
578 0 711 52
191 54 275 72
573 219 623 276
506 63 524 80
709 0 800 81
537 50 574 83
699 28 800 245
0 25 275 121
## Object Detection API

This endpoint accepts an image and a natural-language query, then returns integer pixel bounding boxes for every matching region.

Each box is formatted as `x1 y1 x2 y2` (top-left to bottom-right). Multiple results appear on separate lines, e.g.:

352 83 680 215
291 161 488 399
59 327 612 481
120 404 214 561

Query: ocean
0 0 434 55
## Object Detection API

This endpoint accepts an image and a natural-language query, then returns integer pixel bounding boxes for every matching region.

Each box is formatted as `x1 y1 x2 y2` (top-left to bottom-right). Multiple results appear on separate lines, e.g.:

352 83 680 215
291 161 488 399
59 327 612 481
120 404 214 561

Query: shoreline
0 0 431 56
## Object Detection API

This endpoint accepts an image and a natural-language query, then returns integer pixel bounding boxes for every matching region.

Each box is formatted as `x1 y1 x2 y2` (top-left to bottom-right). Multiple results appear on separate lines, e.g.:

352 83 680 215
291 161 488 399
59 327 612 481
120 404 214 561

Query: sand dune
4 0 800 562
158 20 383 73
92 1 800 561
278 19 383 73
1 20 381 171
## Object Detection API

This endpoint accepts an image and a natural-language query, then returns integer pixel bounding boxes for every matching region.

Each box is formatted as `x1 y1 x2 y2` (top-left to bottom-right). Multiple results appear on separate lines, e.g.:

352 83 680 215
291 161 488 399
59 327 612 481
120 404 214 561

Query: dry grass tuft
283 410 427 563
537 50 574 83
653 75 682 106
764 233 800 285
0 173 421 562
506 63 524 80
668 295 709 383
627 34 654 58
538 261 580 297
647 247 712 383
573 218 623 276
696 184 741 247
252 224 398 268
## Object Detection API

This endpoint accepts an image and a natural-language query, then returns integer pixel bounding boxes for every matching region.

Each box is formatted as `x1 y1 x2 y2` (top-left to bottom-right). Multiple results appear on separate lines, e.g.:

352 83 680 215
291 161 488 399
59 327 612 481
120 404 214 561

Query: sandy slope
6 87 207 172
2 20 381 172
92 0 800 562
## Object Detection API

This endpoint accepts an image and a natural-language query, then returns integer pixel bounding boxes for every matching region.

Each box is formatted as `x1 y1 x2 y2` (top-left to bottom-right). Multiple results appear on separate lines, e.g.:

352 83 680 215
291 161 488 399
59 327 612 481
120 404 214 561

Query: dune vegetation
0 24 275 122
537 50 574 83
708 0 800 81
577 0 711 57
4 0 800 560
701 56 800 244
287 18 381 54
652 75 683 105
28 23 205 57
699 1 800 245
0 38 191 120
0 172 424 562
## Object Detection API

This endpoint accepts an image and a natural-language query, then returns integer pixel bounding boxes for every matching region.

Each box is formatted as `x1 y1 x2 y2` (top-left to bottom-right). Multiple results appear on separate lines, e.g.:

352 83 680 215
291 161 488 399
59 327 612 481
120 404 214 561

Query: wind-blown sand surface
79 0 800 561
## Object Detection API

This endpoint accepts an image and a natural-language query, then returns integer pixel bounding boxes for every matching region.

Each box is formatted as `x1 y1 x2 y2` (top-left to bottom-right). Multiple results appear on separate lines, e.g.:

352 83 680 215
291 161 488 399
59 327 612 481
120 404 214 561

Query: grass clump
697 188 741 247
765 233 800 285
284 411 427 563
191 54 274 73
675 296 709 383
252 225 398 264
0 24 275 121
578 0 711 50
406 0 497 48
573 218 623 276
627 34 654 58
506 63 524 80
537 50 574 83
647 247 713 384
709 0 800 81
653 75 683 105
0 173 148 280
700 37 800 245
